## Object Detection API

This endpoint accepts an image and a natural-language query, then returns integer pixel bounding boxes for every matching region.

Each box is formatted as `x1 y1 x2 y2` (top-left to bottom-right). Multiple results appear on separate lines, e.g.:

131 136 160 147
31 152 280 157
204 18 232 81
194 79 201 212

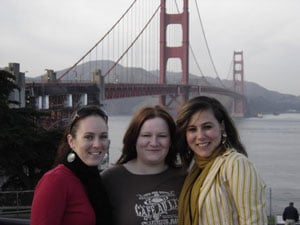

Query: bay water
107 113 300 216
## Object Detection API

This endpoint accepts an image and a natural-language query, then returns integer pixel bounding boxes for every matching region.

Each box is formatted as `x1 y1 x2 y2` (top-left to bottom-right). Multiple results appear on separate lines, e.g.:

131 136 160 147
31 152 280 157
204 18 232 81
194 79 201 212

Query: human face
186 109 223 159
136 117 170 166
67 115 109 166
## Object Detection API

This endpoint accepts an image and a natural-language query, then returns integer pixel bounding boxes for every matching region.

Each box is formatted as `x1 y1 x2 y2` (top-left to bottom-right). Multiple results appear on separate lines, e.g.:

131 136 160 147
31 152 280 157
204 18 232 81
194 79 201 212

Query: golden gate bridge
23 0 245 128
0 1 247 223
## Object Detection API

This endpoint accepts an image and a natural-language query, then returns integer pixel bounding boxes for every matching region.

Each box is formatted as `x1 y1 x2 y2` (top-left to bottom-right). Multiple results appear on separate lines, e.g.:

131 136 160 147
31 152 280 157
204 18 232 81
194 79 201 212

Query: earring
222 132 227 145
102 153 109 162
222 132 230 149
67 151 76 163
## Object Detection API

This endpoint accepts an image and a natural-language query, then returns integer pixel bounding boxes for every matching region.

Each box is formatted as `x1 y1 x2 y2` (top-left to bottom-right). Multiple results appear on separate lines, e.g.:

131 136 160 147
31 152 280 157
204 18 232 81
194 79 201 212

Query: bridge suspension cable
57 0 231 91
103 5 160 77
58 0 139 80
193 0 227 88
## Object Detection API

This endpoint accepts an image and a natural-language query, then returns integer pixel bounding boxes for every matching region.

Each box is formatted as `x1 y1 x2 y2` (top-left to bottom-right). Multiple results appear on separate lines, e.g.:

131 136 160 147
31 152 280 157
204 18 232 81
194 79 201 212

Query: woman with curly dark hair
176 96 267 225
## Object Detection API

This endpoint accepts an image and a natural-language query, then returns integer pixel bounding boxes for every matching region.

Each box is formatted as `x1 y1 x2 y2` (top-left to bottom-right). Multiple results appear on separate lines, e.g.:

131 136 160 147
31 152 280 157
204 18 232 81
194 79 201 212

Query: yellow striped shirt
195 149 267 225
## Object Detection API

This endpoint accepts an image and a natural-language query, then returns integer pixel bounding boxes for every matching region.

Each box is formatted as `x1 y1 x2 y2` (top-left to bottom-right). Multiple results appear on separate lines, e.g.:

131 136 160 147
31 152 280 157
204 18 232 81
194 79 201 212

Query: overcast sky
1 0 299 96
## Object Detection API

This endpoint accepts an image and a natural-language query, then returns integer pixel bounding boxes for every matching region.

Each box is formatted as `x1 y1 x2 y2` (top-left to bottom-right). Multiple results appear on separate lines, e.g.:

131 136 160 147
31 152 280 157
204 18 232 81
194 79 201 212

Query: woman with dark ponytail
31 105 112 225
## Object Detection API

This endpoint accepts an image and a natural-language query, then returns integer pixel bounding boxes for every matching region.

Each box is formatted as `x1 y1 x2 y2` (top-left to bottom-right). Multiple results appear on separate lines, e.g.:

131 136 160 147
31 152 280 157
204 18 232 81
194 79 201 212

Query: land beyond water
103 74 300 117
28 60 300 116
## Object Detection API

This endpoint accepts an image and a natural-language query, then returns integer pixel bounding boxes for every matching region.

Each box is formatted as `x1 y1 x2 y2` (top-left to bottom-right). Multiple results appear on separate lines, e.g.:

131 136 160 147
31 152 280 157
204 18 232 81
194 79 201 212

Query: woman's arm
226 153 267 225
31 172 67 225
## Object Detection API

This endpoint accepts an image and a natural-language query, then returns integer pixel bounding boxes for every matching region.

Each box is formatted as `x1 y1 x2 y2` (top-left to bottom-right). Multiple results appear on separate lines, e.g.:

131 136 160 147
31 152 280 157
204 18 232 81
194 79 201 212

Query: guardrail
0 190 33 207
0 217 30 225
0 206 30 217
0 190 32 224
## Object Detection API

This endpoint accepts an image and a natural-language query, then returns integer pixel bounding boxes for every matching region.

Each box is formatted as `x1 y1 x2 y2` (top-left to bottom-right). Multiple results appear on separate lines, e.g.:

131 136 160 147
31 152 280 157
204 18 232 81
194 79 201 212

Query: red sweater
31 164 95 225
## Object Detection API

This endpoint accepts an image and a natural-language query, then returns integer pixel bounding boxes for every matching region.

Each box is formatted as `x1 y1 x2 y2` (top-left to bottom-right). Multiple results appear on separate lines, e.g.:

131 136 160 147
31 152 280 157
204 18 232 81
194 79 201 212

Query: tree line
0 70 63 190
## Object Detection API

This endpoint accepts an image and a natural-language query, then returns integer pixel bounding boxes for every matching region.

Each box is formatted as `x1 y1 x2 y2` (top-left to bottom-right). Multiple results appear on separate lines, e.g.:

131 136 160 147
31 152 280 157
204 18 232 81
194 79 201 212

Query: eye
187 126 197 132
203 124 213 130
203 122 215 130
84 134 93 140
158 133 168 138
99 134 108 141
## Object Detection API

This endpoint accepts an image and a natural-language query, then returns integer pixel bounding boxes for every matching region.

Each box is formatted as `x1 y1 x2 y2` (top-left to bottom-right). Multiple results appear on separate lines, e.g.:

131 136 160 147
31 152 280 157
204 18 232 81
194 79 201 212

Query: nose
93 138 101 148
93 137 107 148
149 136 159 146
195 128 205 139
93 138 109 151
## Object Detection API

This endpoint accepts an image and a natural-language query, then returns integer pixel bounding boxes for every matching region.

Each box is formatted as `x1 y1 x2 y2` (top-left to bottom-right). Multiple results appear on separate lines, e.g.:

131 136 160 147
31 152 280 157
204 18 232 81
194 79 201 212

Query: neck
124 159 168 175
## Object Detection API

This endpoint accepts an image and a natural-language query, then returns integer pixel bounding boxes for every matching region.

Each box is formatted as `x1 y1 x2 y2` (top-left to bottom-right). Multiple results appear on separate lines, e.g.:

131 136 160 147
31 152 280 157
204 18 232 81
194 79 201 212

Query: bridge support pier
93 69 105 108
232 51 245 117
159 0 189 111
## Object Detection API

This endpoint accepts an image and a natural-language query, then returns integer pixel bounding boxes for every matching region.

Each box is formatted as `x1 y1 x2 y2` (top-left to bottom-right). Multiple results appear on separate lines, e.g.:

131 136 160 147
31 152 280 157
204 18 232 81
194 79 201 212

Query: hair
116 105 180 168
176 96 247 167
53 105 108 166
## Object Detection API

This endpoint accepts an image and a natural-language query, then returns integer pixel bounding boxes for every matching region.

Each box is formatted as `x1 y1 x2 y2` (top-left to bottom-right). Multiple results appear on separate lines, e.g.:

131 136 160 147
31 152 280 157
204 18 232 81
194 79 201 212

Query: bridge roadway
26 81 243 108
106 83 242 99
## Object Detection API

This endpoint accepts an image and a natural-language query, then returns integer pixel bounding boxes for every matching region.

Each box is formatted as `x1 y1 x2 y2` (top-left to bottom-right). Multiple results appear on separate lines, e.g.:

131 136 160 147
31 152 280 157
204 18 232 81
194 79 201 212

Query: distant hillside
28 60 300 116
243 81 300 115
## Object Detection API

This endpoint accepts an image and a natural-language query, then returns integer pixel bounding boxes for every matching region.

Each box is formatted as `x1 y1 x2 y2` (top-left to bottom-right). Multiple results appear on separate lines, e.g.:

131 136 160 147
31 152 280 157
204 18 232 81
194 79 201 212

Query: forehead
188 109 218 125
76 115 108 131
140 117 169 132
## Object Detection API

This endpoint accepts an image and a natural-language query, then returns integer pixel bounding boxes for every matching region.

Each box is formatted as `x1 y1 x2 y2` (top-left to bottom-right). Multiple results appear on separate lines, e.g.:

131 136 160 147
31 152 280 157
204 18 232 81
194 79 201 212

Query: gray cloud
1 0 299 95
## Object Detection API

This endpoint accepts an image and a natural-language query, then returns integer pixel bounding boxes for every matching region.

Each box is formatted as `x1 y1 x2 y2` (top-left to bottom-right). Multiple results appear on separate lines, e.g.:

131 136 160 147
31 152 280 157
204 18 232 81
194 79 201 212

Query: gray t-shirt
101 165 186 225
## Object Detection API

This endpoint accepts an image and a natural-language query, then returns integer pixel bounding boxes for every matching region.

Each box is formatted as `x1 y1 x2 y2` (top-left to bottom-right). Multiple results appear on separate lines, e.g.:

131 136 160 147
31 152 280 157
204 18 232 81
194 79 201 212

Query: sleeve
31 172 68 225
226 154 268 225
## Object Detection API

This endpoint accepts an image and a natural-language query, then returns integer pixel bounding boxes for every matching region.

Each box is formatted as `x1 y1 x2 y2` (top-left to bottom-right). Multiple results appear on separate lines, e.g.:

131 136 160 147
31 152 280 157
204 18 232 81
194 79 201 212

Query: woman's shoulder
220 148 266 186
101 164 125 178
44 164 73 177
221 148 257 173
222 148 248 161
163 167 187 184
37 164 78 187
166 166 187 176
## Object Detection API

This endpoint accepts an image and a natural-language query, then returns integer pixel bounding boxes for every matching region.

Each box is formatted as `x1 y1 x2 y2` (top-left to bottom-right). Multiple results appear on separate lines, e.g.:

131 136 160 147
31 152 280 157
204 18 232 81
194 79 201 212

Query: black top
63 151 113 225
283 205 299 221
101 165 186 225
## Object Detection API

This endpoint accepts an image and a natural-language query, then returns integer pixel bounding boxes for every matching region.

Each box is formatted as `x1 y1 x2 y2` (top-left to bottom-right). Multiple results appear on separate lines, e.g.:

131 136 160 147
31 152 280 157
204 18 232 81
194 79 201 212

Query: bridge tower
159 0 189 109
232 51 245 117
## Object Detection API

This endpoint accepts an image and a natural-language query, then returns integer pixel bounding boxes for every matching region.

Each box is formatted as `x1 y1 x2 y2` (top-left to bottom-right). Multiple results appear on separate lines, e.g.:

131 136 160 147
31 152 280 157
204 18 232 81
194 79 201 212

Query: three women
31 96 267 225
